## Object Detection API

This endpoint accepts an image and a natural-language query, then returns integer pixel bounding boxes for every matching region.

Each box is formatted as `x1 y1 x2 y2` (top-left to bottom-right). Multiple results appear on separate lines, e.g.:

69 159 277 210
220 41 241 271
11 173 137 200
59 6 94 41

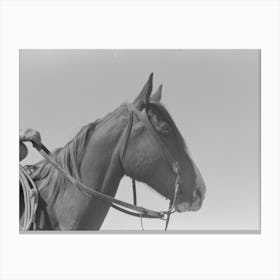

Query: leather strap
119 112 134 161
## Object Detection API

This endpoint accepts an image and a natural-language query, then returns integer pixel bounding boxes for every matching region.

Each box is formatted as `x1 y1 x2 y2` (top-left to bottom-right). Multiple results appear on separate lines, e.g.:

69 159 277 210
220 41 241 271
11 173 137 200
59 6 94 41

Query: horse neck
80 108 128 195
74 109 129 229
41 107 129 230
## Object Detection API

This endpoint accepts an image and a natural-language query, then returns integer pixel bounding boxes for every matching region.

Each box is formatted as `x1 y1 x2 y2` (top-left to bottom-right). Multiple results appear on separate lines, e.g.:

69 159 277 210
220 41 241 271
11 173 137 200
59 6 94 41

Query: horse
20 73 206 230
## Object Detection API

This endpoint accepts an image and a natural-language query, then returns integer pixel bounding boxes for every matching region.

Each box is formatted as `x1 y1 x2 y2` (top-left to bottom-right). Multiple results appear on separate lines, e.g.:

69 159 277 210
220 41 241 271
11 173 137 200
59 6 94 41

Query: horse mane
31 104 127 205
31 121 98 204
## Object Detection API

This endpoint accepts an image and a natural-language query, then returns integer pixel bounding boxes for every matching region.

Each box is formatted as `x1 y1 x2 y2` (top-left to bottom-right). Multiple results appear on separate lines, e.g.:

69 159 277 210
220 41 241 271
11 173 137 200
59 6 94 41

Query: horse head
121 73 206 212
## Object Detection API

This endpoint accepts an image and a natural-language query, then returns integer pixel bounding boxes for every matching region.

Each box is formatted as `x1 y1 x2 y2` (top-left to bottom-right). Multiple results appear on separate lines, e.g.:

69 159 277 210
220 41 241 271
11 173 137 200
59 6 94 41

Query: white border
0 1 279 279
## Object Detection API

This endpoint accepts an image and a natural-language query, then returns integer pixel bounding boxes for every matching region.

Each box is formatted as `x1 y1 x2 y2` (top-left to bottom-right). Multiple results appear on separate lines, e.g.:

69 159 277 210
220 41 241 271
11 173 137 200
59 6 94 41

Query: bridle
117 103 181 229
33 104 181 231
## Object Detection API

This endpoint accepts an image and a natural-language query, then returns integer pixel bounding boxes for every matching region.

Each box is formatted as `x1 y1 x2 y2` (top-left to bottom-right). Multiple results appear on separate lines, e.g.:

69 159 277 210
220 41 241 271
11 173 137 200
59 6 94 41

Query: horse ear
133 73 153 110
150 84 162 103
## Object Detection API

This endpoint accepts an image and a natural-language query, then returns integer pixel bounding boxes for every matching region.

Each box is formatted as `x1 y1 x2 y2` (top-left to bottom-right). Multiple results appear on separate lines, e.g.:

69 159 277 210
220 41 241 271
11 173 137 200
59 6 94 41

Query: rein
33 104 181 230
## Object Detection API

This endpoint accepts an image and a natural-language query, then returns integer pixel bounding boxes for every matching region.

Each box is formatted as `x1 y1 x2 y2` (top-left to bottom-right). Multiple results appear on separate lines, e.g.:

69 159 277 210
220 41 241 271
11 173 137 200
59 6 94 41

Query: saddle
19 165 39 230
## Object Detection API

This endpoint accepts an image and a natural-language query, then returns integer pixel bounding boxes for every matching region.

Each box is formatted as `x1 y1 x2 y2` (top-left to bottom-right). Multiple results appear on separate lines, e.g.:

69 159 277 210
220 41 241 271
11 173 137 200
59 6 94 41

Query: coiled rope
19 165 39 230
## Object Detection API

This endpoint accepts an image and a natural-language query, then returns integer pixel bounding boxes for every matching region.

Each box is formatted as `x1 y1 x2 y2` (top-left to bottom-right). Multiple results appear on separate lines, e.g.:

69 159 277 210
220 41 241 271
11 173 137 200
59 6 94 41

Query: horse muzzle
175 188 203 212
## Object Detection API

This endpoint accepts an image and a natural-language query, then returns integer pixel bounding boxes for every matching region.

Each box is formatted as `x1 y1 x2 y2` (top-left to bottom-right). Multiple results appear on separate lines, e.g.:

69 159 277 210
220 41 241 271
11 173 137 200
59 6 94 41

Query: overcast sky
20 49 260 231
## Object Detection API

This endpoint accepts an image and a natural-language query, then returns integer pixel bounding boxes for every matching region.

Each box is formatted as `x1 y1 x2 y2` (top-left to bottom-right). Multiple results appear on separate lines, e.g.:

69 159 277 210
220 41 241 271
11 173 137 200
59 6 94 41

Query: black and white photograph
1 1 279 280
20 49 260 232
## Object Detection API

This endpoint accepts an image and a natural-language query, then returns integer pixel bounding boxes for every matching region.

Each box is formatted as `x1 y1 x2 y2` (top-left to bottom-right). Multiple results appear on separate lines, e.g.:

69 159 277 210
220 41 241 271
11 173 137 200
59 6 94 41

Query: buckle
172 162 181 175
160 212 169 220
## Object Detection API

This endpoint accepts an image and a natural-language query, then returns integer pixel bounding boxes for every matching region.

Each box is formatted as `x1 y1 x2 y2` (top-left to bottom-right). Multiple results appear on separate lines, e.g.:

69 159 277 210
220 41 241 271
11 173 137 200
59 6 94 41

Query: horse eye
148 110 170 135
158 122 170 135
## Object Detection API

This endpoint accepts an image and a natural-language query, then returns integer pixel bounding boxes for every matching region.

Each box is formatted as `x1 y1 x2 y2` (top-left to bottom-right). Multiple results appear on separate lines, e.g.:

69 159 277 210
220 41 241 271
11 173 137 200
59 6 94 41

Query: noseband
33 104 181 231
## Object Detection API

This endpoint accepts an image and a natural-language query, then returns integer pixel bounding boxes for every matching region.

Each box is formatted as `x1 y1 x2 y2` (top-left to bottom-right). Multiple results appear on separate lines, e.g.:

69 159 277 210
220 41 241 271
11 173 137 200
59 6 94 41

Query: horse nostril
196 188 202 199
192 188 202 202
